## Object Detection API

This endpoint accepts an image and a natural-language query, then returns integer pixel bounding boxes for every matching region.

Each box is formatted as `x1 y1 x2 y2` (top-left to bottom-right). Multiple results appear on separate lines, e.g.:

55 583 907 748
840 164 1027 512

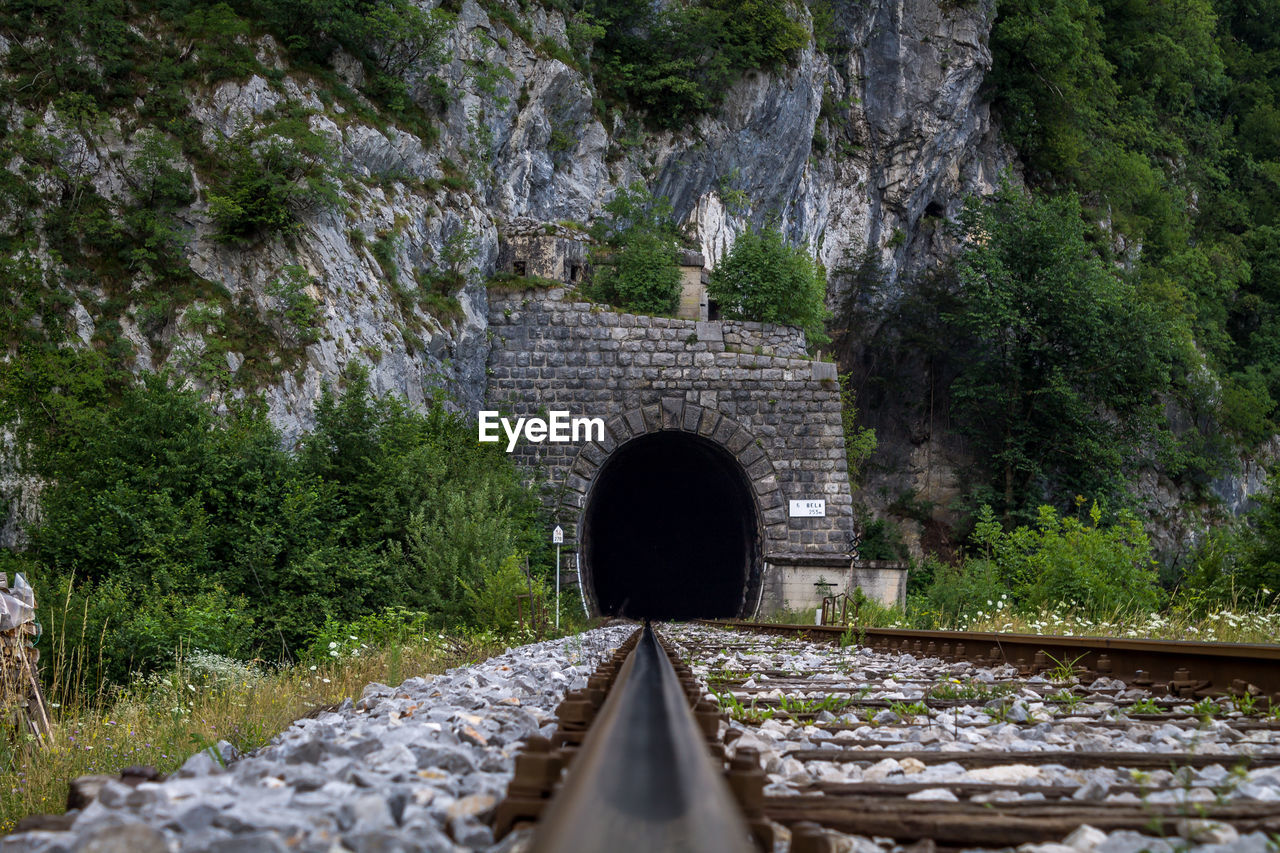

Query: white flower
328 641 339 649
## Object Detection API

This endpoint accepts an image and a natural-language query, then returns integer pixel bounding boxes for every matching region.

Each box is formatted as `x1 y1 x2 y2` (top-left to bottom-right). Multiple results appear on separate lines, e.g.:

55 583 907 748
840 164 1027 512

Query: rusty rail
495 622 1280 850
496 625 755 852
695 619 1280 700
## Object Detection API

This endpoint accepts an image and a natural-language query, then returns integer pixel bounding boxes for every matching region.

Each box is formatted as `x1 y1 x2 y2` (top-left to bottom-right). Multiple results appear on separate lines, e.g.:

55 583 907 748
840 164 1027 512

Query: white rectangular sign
789 499 826 518
552 525 564 544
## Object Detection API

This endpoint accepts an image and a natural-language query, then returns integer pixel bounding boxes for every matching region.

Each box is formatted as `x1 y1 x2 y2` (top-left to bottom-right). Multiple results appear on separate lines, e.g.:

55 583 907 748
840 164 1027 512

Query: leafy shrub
1184 475 1280 609
16 368 544 690
585 0 806 127
857 516 906 562
463 553 546 631
839 373 877 481
588 183 682 314
912 500 1162 626
267 264 322 344
916 557 1008 627
707 224 831 346
303 607 435 661
970 502 1162 617
121 131 195 276
207 119 340 242
41 574 253 691
397 480 523 626
439 223 477 286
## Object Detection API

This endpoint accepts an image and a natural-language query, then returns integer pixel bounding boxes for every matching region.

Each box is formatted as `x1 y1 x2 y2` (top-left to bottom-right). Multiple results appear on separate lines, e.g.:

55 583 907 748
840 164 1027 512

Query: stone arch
558 398 786 617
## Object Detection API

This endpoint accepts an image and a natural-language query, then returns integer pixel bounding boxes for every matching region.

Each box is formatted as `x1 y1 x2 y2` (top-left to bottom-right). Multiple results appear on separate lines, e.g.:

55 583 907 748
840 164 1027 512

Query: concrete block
811 361 838 381
695 321 724 343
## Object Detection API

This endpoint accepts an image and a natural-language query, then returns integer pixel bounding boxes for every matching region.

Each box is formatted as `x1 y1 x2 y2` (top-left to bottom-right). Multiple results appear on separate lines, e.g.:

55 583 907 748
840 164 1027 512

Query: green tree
584 0 806 127
988 0 1116 180
588 183 682 314
707 224 831 346
988 0 1280 448
207 118 340 243
947 182 1181 518
12 367 545 688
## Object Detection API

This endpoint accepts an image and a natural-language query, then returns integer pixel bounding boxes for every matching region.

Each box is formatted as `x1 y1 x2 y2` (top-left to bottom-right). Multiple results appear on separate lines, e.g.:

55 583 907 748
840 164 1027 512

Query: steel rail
695 620 1280 698
530 624 754 853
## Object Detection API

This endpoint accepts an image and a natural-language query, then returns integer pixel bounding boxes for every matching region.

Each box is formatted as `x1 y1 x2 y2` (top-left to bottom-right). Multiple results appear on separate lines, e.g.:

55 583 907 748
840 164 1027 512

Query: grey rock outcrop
1 0 1014 541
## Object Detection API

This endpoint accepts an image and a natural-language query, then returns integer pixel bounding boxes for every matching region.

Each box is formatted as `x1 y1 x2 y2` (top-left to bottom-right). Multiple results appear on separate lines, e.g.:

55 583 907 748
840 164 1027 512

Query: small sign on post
789 499 826 518
552 526 563 630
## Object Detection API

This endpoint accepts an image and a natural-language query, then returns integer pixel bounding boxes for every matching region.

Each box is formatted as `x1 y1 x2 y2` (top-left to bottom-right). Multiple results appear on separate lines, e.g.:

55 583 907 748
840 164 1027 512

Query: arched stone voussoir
557 406 785 531
696 407 721 437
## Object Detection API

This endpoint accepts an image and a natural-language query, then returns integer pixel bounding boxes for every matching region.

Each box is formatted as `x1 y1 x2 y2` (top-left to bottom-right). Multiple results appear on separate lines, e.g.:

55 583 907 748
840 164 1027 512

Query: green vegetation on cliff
586 183 684 314
947 184 1185 518
709 224 831 347
583 0 808 127
991 0 1280 445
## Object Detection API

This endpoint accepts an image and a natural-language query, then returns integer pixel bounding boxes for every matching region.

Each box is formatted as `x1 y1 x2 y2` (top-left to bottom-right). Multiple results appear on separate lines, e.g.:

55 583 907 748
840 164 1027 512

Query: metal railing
530 625 754 852
820 593 860 626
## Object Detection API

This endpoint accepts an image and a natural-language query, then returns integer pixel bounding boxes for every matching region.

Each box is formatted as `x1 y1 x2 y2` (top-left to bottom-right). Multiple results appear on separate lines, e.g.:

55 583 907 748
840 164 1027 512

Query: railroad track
494 621 1280 852
694 619 1280 699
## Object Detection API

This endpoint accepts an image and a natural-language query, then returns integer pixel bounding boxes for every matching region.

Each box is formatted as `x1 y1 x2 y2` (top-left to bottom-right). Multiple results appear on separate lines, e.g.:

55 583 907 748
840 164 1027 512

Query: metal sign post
552 525 564 630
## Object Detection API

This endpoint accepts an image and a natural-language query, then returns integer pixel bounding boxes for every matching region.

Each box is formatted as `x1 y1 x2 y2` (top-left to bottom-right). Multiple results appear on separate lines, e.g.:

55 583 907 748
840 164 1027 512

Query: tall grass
0 629 542 833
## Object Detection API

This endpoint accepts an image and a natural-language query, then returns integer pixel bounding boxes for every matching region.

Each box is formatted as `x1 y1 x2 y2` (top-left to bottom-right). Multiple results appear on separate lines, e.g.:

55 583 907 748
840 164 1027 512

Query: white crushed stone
0 626 635 853
664 623 1280 853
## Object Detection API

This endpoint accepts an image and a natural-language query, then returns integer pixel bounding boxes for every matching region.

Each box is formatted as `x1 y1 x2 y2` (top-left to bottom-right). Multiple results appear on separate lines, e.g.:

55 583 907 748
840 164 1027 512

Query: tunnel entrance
580 432 760 620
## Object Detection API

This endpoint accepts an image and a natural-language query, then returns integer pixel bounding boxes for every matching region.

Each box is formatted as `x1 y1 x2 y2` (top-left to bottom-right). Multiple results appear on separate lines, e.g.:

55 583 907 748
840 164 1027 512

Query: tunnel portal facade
485 286 856 619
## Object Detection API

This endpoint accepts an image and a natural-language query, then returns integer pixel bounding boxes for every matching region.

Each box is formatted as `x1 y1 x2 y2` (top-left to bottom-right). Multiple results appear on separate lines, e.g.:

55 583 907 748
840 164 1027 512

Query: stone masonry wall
721 320 809 359
485 286 855 564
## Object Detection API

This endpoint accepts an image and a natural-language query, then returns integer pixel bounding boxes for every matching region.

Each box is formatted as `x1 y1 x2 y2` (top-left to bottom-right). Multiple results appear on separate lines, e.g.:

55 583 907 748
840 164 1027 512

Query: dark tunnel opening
581 432 759 620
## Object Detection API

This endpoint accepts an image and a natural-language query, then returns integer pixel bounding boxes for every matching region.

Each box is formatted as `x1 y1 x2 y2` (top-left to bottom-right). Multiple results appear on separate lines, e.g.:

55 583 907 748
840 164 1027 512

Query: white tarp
0 573 35 630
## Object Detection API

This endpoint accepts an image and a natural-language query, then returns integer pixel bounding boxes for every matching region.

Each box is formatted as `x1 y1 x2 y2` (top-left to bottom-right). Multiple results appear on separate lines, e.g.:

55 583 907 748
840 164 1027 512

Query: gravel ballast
664 623 1280 853
1 626 634 853
4 622 1278 853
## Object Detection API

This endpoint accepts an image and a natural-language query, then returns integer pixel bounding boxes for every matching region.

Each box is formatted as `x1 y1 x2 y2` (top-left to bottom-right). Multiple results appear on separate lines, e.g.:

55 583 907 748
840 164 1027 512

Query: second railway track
496 621 1280 852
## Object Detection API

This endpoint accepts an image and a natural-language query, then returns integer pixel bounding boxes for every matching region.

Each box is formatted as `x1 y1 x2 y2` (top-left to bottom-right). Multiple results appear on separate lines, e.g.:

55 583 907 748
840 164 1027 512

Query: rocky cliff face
1 0 1013 541
358 0 1010 436
279 0 1007 432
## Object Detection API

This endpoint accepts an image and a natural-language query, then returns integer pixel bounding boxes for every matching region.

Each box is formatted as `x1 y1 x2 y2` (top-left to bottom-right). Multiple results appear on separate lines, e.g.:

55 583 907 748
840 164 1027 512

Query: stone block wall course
486 287 855 566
